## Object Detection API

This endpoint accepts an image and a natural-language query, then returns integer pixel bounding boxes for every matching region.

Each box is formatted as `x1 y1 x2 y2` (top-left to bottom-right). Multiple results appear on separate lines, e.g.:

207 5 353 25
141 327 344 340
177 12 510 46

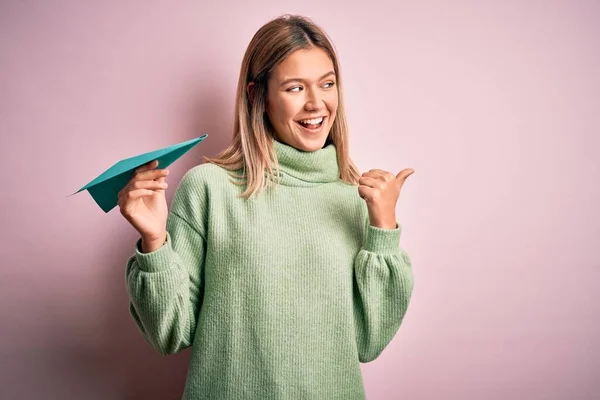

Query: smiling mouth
296 116 325 130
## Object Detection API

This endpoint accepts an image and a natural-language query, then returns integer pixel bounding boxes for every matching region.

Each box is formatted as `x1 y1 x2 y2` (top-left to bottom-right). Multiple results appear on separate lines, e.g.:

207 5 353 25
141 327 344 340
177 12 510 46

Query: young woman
119 14 415 399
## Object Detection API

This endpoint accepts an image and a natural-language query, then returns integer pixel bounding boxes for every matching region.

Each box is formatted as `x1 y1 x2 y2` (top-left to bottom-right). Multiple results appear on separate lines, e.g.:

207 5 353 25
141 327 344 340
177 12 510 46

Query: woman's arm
353 221 414 363
125 171 208 355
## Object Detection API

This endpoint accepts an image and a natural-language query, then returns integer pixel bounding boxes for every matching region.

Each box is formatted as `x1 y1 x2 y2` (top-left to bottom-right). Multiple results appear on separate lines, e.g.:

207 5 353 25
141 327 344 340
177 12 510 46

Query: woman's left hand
358 168 414 229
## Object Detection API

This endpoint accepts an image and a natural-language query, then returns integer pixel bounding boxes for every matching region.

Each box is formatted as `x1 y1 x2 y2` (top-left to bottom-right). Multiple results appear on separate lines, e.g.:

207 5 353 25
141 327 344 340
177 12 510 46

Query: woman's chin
275 125 331 152
295 136 329 152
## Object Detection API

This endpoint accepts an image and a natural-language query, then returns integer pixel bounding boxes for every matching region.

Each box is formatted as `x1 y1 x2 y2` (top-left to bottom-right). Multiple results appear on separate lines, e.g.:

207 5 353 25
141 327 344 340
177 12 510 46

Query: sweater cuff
134 231 175 272
363 223 402 255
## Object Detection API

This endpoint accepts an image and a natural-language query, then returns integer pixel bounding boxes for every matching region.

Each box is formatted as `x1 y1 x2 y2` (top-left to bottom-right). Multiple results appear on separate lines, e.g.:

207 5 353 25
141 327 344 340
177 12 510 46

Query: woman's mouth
296 116 325 132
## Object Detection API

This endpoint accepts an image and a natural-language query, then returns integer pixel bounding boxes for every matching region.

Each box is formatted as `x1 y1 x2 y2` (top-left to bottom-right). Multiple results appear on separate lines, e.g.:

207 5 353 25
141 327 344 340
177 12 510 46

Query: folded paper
70 134 208 212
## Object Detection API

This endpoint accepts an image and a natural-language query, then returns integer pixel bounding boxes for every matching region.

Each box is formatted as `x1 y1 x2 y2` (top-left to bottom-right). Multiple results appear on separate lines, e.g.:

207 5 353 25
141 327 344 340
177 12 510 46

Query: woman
119 14 415 399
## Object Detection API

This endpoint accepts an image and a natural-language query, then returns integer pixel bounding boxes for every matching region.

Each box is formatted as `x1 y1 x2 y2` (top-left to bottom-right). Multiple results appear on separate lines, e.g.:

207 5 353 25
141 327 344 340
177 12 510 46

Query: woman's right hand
118 160 170 250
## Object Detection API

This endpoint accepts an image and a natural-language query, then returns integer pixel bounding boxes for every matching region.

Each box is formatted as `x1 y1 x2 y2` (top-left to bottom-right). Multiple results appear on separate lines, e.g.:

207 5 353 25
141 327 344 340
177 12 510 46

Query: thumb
395 168 414 186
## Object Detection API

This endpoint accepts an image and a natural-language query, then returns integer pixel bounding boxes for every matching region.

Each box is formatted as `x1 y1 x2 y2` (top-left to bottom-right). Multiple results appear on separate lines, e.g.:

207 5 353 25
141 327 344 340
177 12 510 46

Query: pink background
1 1 599 399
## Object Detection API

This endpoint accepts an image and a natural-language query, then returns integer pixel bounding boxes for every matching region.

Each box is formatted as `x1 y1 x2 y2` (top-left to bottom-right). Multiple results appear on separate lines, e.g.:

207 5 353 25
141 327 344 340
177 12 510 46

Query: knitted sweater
125 139 414 399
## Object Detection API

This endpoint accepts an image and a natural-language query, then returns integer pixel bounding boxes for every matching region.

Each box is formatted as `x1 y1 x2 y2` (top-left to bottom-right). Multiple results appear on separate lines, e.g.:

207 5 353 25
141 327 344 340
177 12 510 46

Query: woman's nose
304 89 324 111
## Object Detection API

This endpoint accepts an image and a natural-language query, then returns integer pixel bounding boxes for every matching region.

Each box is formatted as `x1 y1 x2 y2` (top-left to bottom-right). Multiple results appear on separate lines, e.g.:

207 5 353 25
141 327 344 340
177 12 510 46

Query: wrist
370 220 397 229
368 212 397 229
141 233 167 253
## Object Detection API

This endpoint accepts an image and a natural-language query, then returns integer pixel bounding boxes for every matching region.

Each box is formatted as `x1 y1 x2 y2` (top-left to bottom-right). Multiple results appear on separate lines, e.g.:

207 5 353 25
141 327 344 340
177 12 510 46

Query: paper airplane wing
72 134 208 213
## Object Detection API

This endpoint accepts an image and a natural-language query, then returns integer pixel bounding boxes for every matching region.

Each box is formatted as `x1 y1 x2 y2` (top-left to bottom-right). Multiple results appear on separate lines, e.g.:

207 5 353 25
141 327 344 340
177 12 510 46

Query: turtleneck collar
271 139 340 186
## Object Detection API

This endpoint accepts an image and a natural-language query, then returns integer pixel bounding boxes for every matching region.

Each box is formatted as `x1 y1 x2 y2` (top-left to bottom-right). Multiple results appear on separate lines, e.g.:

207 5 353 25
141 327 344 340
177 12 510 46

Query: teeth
299 117 323 125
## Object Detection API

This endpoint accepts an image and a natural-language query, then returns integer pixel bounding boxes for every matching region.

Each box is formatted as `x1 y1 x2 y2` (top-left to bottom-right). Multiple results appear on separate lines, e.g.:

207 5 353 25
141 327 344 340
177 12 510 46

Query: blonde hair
204 14 361 199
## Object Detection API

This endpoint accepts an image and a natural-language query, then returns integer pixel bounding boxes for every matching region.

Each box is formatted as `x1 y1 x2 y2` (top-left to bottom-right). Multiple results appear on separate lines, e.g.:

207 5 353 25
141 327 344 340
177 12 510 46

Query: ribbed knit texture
125 139 414 400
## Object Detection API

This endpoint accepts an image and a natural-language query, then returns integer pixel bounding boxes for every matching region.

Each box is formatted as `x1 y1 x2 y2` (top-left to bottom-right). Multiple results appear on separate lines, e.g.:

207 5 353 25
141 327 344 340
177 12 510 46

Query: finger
121 188 157 205
365 169 395 181
362 171 386 180
119 180 167 200
395 168 415 186
358 185 377 201
131 180 168 191
358 176 383 189
135 160 159 174
132 168 169 183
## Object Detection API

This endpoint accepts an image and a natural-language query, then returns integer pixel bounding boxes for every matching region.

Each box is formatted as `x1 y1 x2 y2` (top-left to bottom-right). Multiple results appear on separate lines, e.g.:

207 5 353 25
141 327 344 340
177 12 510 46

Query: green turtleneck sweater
125 140 414 399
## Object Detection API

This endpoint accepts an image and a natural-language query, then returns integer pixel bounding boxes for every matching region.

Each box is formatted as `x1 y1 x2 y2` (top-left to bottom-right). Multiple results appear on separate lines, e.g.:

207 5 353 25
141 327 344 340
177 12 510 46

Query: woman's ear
247 82 255 105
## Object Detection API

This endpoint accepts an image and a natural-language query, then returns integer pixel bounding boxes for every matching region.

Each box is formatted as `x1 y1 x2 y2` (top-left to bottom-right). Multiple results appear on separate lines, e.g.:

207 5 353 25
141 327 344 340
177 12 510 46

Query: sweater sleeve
125 170 207 356
353 219 414 363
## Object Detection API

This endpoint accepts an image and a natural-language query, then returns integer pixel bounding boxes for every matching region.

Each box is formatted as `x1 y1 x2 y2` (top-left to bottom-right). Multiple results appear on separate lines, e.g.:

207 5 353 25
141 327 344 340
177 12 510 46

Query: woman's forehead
272 48 335 81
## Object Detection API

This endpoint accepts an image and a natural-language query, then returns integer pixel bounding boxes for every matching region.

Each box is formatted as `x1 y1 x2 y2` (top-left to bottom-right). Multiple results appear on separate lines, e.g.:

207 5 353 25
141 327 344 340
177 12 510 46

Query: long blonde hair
204 14 361 199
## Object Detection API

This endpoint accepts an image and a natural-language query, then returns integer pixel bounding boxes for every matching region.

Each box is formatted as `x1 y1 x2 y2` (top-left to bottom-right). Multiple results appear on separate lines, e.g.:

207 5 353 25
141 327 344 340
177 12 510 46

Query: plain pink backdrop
1 1 599 399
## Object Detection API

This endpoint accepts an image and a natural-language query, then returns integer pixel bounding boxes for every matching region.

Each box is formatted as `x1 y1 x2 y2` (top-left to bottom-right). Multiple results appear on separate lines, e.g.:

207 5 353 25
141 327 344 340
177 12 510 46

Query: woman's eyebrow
279 71 336 87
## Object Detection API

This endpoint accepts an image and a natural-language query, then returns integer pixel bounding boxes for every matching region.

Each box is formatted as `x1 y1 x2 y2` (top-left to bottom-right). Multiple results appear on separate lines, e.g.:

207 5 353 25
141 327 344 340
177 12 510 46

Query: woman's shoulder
177 162 240 192
169 163 239 211
183 161 231 180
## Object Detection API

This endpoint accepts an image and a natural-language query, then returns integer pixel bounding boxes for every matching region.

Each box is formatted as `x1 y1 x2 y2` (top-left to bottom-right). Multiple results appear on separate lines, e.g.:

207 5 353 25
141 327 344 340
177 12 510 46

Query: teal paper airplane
71 134 208 212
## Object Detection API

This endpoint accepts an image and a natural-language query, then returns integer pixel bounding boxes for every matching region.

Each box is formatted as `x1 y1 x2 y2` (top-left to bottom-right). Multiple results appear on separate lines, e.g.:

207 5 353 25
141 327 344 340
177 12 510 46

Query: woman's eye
288 86 302 92
323 81 336 89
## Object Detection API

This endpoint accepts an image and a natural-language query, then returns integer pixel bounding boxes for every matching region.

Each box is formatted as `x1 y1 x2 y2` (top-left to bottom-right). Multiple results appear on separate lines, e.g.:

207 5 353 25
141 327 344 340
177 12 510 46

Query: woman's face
265 47 338 152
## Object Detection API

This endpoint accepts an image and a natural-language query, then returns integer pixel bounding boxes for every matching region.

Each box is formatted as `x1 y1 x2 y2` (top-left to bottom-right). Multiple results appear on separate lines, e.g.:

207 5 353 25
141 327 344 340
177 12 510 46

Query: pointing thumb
396 168 414 186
